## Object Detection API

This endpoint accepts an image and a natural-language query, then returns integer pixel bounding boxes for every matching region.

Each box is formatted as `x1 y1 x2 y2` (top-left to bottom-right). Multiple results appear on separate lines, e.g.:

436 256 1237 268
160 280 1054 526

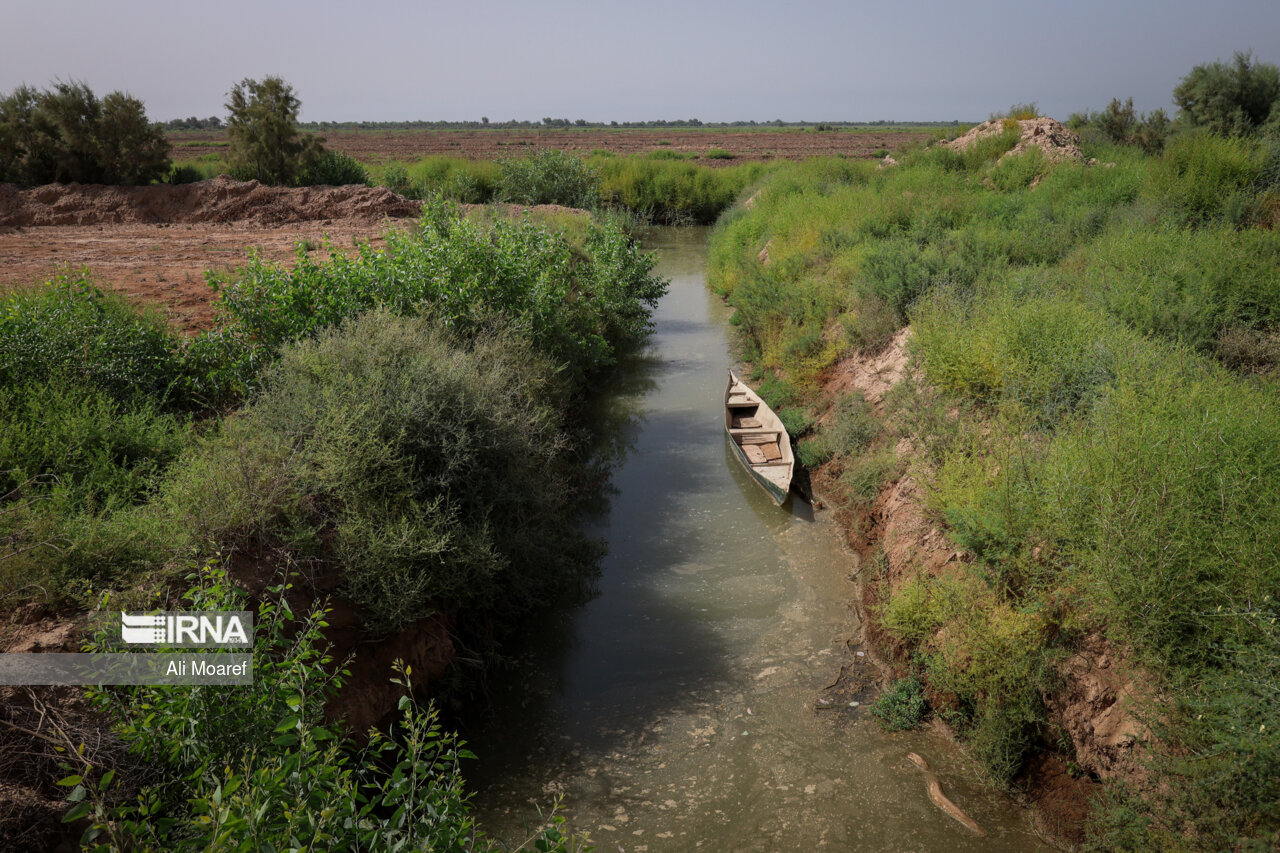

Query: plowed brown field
171 127 933 164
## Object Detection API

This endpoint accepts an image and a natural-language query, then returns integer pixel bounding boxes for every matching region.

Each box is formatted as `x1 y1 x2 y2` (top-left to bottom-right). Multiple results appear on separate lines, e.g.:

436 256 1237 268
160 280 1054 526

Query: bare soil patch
0 178 426 331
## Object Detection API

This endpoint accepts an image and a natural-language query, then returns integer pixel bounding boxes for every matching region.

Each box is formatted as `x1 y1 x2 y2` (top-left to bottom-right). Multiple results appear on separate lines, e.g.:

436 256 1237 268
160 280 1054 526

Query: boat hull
724 369 794 506
726 433 791 504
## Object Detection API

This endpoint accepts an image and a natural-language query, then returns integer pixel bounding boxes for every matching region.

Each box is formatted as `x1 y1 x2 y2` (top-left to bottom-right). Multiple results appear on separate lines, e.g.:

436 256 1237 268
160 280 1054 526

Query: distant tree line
0 80 170 184
164 115 224 131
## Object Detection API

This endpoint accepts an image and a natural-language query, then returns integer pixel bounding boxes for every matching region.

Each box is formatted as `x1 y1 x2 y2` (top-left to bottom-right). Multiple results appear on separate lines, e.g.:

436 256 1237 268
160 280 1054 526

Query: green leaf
56 774 83 787
274 715 300 732
62 801 91 823
67 785 86 803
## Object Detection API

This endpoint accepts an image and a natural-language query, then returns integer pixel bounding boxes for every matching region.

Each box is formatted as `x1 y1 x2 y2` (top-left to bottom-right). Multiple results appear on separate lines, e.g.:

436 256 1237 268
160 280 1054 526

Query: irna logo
119 612 253 648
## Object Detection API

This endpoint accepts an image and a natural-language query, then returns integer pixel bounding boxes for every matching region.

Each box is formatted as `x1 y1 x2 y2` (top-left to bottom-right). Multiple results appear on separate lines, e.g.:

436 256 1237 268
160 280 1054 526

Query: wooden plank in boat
760 442 782 461
740 433 778 445
742 444 768 464
733 416 762 429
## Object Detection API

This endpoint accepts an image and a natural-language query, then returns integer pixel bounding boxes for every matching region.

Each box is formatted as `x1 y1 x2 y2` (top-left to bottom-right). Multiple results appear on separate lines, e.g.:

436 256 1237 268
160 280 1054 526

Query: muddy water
468 228 1049 852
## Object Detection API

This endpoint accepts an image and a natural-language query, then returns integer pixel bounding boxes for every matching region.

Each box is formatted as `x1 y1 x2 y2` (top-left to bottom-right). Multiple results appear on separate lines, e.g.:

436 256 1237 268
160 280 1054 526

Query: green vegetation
0 80 169 184
1 199 662 606
364 151 771 224
164 312 599 635
869 676 926 730
497 148 600 208
708 66 1280 847
1173 50 1279 135
3 197 661 847
593 156 768 224
224 76 368 187
66 565 578 851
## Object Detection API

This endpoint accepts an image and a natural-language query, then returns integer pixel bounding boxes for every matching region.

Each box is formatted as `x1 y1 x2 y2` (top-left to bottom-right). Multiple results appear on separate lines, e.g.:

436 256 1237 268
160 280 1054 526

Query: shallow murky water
467 228 1049 852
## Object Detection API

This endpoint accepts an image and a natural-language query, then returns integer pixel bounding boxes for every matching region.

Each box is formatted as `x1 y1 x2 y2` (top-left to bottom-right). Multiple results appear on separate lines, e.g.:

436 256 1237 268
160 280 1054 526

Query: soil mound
943 117 1085 163
0 176 422 228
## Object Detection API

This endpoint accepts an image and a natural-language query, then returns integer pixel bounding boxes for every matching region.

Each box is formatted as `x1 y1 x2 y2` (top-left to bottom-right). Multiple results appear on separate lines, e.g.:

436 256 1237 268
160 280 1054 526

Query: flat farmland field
170 126 939 164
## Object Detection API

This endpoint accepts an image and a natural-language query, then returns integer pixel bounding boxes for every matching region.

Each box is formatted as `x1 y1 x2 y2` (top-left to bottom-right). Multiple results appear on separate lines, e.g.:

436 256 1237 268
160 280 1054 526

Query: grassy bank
170 149 776 224
0 199 664 849
708 128 1280 849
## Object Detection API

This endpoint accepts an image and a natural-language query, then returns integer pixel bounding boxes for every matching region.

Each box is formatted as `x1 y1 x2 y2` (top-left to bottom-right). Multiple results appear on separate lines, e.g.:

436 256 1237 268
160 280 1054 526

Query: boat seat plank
739 434 779 445
732 416 762 429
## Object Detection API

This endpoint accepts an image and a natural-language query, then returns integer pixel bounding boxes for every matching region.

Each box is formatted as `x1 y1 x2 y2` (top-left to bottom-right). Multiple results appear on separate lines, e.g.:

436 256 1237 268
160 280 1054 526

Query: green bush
777 406 816 436
377 157 500 203
297 150 368 186
210 199 665 393
840 450 901 503
595 156 767 224
823 394 879 457
0 277 190 407
1173 51 1280 136
162 312 600 635
496 148 599 208
0 382 191 508
870 676 927 730
1144 131 1267 224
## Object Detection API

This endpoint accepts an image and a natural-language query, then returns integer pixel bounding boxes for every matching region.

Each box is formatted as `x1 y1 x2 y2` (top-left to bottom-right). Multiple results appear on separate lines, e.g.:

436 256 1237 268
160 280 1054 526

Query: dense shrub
296 149 368 186
377 157 500 202
595 156 767 224
0 277 190 406
0 382 190 508
211 199 665 392
163 311 600 635
1173 51 1280 136
496 148 599 208
0 81 169 185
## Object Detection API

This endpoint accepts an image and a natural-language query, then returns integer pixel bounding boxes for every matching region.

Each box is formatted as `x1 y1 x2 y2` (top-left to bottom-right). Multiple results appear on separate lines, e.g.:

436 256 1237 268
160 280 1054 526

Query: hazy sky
2 0 1276 123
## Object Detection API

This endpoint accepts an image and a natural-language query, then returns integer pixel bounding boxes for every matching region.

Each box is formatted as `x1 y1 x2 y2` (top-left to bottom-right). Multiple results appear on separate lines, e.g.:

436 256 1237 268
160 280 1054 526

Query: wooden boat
724 369 794 505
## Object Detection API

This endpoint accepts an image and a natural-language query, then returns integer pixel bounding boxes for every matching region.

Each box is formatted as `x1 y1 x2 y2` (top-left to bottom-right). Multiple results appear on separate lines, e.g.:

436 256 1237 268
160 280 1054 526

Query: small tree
1174 51 1280 136
224 76 320 186
96 91 170 184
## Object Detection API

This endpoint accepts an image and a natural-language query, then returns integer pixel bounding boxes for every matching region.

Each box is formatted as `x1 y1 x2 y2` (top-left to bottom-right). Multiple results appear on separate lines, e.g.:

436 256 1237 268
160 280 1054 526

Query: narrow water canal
468 228 1048 852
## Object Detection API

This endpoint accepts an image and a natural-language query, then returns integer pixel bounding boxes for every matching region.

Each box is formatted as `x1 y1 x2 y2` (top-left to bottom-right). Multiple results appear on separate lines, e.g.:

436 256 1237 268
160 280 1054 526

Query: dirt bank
0 176 421 228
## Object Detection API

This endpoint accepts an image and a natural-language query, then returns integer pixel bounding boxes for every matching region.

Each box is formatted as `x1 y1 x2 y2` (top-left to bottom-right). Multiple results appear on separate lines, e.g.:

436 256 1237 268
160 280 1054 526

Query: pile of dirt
0 176 422 228
943 117 1085 163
